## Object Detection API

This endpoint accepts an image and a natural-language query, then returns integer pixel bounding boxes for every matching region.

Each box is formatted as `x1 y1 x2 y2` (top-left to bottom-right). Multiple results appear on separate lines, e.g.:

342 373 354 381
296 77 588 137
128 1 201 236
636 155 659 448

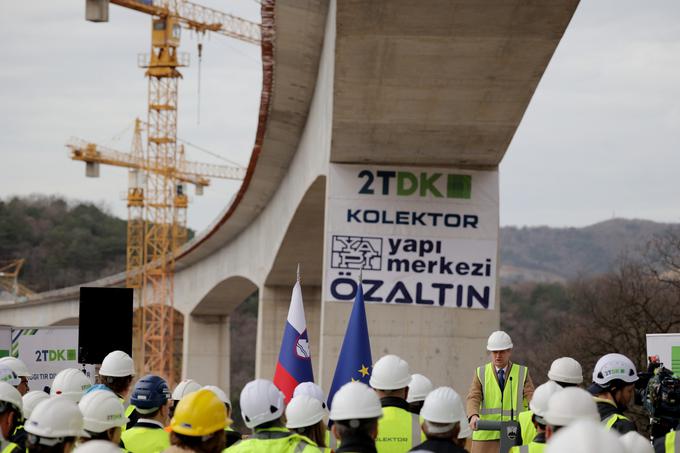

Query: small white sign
325 164 498 309
11 327 95 392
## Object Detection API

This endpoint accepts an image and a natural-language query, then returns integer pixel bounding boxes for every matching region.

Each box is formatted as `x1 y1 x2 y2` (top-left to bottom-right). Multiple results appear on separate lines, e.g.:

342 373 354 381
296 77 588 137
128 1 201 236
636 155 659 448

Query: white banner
646 333 680 376
325 164 499 309
11 327 95 392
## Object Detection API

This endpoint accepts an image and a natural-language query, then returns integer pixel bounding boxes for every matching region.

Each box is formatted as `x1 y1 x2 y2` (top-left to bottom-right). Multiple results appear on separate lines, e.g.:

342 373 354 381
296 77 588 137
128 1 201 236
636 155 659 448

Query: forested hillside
0 196 127 292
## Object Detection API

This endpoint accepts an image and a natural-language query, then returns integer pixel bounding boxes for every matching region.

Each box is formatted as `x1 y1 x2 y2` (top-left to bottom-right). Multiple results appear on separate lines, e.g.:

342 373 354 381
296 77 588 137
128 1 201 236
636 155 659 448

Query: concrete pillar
319 302 498 397
256 285 322 381
183 314 230 391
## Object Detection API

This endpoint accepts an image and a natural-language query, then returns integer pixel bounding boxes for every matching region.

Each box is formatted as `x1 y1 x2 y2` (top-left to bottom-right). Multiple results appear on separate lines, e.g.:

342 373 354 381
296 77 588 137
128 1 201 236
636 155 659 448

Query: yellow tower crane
0 259 34 299
79 0 260 383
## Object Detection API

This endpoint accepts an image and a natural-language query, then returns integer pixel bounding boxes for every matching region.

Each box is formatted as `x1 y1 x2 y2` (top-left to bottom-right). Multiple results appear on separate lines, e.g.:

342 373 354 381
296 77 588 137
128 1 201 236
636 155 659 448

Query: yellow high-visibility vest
663 431 679 453
375 406 424 453
518 410 536 445
473 362 528 441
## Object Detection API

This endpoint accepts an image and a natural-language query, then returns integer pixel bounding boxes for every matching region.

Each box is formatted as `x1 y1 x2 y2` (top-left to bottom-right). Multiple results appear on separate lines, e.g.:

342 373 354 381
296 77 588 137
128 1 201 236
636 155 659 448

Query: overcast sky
1 1 679 231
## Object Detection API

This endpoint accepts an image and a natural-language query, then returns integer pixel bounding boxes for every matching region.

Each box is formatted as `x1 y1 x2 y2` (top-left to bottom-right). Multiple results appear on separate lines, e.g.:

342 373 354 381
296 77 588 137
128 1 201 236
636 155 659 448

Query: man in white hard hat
544 419 625 453
0 358 31 396
413 386 468 453
509 381 562 453
50 368 92 403
466 331 534 453
0 381 23 453
87 350 135 401
24 397 90 453
517 357 583 446
329 381 383 453
587 353 638 434
79 389 128 447
369 354 425 452
407 374 434 415
226 379 319 452
543 387 600 440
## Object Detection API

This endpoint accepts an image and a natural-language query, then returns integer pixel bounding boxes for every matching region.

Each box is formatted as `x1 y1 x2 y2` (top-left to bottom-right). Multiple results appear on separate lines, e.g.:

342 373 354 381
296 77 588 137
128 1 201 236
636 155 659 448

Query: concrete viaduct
0 0 579 397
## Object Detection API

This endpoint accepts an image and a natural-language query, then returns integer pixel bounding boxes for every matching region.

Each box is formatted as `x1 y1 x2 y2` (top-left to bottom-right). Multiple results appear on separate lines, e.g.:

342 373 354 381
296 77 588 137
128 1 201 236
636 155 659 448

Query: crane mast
81 0 260 384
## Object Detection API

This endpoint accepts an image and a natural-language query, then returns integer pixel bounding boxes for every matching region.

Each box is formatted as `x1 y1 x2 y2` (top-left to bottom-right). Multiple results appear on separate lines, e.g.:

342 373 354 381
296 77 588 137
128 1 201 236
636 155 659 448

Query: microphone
509 376 514 421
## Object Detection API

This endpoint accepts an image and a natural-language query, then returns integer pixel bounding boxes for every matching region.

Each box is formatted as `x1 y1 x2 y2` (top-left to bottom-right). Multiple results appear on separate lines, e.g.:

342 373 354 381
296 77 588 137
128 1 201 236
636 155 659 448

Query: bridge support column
256 285 322 381
182 314 230 391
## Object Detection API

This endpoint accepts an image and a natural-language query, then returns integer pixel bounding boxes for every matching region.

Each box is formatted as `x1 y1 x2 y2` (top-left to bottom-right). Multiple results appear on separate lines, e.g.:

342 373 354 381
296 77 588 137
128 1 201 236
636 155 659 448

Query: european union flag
327 281 372 410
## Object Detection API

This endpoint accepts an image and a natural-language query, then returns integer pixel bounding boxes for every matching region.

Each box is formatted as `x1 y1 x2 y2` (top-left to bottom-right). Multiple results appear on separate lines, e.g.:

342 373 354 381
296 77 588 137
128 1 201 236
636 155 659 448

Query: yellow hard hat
170 389 231 436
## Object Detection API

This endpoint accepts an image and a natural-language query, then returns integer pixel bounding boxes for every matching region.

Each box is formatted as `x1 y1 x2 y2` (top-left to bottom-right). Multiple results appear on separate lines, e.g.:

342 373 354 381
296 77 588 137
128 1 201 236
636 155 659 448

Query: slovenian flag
273 273 314 403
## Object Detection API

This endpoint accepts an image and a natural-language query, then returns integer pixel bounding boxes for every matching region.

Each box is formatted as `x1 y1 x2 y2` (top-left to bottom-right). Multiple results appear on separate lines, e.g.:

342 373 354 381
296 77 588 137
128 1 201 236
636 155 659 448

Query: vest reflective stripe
326 429 337 450
510 442 545 453
665 431 679 453
474 363 528 441
518 410 536 445
1 443 18 453
603 413 629 430
375 406 424 453
121 426 170 453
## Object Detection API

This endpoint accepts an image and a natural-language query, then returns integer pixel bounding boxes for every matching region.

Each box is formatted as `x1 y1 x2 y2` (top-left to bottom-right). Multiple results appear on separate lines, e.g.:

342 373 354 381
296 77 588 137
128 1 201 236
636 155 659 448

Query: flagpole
296 263 301 283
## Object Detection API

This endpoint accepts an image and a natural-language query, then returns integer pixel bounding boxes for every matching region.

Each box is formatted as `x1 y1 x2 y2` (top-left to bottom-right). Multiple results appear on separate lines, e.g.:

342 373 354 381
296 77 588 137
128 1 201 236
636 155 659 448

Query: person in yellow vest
78 389 129 447
586 353 638 435
286 394 330 452
508 381 562 453
202 385 241 448
465 331 534 453
293 382 333 449
121 375 171 453
411 386 468 453
0 380 23 453
369 354 425 453
407 374 434 415
654 430 680 453
542 387 599 441
329 381 383 453
517 357 582 446
24 397 90 453
225 379 319 452
164 389 230 453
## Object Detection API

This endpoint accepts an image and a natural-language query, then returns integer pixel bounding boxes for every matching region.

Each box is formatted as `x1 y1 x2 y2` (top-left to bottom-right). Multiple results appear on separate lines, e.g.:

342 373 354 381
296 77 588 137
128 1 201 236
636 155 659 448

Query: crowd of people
0 330 676 453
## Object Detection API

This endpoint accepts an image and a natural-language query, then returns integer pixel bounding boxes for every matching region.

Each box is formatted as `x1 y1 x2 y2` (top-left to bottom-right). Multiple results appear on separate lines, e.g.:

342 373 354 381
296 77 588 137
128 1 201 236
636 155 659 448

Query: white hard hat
98 351 134 378
545 419 625 453
286 394 326 429
487 331 513 351
330 382 382 421
420 387 465 424
592 353 638 387
0 366 20 387
0 357 31 378
548 357 583 384
529 381 562 421
172 379 202 401
51 369 92 403
239 379 284 429
79 390 128 433
544 387 599 427
23 391 49 419
0 381 23 416
25 397 90 439
620 431 654 453
202 385 231 409
293 382 327 409
406 374 433 403
369 355 411 390
73 440 122 453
